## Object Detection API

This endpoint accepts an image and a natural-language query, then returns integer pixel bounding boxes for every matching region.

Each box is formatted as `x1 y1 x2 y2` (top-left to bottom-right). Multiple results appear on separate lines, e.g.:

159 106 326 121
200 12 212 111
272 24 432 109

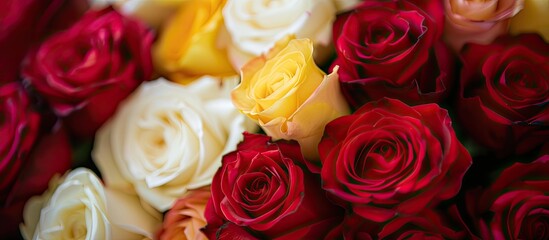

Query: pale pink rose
158 187 211 240
444 0 524 52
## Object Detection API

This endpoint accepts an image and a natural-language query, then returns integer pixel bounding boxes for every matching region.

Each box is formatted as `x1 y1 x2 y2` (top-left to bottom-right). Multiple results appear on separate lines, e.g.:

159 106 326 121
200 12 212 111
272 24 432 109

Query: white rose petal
93 77 256 212
20 168 159 240
223 0 336 69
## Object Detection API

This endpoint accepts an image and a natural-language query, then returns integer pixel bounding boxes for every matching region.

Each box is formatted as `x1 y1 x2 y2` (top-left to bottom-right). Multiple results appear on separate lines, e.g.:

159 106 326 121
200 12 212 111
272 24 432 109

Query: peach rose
158 187 211 240
444 0 524 52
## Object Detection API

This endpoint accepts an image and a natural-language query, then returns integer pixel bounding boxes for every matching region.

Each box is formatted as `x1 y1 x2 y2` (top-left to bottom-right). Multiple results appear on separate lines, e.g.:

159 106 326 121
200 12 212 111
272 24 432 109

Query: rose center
521 211 549 239
356 141 398 179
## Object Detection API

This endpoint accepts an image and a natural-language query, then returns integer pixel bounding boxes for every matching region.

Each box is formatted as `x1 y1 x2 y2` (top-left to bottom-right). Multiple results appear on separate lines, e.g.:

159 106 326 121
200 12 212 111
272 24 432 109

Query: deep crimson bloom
0 83 72 238
23 7 154 138
319 98 471 222
335 209 466 239
0 83 40 204
205 133 343 239
0 0 88 84
458 34 549 155
467 155 549 240
332 0 453 108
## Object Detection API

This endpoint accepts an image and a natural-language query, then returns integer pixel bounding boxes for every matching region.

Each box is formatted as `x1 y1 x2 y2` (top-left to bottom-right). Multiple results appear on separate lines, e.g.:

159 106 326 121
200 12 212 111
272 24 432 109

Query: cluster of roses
0 0 547 239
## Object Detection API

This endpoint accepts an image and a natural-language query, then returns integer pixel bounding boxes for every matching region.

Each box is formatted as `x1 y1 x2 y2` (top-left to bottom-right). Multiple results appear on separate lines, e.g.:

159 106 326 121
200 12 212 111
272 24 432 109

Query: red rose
319 98 471 222
458 34 549 155
0 84 71 238
0 0 88 83
332 0 453 108
23 7 154 138
0 83 40 204
467 155 549 239
205 133 343 239
337 209 465 239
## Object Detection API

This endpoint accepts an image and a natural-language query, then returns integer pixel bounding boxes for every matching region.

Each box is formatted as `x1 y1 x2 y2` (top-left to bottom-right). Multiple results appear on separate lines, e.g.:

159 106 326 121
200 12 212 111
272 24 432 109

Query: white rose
92 77 256 212
90 0 185 28
20 168 160 240
222 0 336 69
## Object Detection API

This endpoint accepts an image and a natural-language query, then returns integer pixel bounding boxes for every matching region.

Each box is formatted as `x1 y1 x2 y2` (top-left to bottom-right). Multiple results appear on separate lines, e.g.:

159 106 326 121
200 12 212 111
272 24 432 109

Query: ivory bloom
231 36 350 164
444 0 524 52
20 168 160 240
223 0 336 70
510 0 549 41
153 0 235 84
90 0 186 28
93 77 255 212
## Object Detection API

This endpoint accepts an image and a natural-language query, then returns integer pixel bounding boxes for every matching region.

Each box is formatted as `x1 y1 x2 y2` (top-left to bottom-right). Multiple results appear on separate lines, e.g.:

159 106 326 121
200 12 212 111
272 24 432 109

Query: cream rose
231 36 350 165
222 0 336 69
93 77 256 212
90 0 185 28
20 168 160 240
444 0 524 52
510 0 549 41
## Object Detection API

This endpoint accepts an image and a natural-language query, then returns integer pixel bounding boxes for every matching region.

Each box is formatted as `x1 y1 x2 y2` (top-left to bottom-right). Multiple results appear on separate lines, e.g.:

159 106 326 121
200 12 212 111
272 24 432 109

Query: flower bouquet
1 0 548 239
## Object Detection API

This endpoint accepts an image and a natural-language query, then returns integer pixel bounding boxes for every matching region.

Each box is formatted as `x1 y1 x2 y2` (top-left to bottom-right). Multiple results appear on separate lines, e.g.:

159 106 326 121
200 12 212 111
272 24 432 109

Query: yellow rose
510 0 549 41
231 36 350 162
154 0 235 84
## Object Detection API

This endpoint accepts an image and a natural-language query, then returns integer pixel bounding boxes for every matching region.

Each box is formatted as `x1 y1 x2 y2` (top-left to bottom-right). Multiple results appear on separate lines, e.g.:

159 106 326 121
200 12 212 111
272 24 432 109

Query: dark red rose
203 222 260 240
0 0 88 84
205 133 343 239
458 34 549 155
332 0 453 108
467 155 549 240
0 83 40 205
23 7 154 138
336 209 466 239
319 98 471 222
0 104 72 239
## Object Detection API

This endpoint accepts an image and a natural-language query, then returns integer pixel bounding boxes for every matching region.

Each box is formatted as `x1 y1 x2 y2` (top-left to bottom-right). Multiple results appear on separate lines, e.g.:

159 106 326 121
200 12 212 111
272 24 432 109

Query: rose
319 98 472 222
0 125 72 239
222 0 336 69
20 168 160 240
337 209 466 239
0 0 88 84
93 76 256 212
22 7 154 138
510 0 549 41
0 83 72 238
203 222 260 240
457 34 549 155
466 155 549 239
0 83 40 202
153 0 235 84
90 0 185 28
443 0 524 52
231 36 349 163
205 133 343 239
158 187 210 240
332 0 453 108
